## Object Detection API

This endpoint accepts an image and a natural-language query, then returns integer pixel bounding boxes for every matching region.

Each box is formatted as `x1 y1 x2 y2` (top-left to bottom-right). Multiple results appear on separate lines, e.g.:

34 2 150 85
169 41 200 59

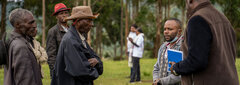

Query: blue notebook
167 49 183 72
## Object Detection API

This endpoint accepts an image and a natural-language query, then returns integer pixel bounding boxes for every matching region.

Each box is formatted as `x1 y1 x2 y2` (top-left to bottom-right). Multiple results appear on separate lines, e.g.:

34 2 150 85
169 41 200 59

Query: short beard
165 37 174 42
164 33 178 42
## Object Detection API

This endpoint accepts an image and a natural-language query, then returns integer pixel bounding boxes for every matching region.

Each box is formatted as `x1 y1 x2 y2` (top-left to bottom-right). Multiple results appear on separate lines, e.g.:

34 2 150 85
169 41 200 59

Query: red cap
52 3 70 16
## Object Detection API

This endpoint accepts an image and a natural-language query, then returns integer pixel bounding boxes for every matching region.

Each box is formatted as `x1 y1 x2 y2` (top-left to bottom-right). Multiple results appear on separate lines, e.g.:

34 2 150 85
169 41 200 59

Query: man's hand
152 79 160 85
169 62 176 74
88 58 99 67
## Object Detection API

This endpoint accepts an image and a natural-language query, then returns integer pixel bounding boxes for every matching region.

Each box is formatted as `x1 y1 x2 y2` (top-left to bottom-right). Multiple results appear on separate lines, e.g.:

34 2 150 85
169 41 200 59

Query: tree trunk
99 25 102 59
164 2 167 19
167 0 170 18
86 0 91 46
114 43 117 58
181 8 185 28
125 0 129 60
120 0 124 60
132 0 139 22
154 0 162 58
0 0 7 39
75 0 80 6
42 0 46 47
88 0 91 6
95 24 99 54
135 0 139 20
83 0 86 6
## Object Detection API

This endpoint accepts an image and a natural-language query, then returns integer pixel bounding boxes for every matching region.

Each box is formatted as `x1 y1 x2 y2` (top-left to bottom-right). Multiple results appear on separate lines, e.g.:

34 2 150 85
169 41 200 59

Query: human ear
14 22 21 29
178 29 182 35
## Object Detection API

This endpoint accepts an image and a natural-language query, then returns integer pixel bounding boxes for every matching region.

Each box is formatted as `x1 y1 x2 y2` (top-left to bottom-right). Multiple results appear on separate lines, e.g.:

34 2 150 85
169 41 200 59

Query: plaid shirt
153 35 183 85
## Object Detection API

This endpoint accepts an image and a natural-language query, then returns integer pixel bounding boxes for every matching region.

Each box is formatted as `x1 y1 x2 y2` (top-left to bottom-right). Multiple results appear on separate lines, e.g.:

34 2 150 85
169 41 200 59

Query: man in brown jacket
46 3 70 78
4 8 42 85
170 0 239 85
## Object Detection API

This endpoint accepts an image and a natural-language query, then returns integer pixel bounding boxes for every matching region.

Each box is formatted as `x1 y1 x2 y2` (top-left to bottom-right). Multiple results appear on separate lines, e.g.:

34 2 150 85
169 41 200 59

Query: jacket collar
10 31 34 53
69 25 86 46
10 31 25 40
187 1 211 19
69 25 80 39
57 23 67 32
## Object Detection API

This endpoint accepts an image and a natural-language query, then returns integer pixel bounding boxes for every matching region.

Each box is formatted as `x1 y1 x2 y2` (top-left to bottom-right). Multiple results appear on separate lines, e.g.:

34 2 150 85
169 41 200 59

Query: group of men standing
2 0 240 85
4 3 103 85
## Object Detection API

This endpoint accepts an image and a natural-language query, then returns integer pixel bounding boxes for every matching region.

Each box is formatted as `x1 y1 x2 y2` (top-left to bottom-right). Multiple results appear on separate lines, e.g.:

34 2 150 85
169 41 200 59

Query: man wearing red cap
46 3 70 78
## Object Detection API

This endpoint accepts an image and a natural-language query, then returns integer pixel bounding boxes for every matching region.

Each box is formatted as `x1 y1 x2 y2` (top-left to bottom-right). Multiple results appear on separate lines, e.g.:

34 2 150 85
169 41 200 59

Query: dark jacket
52 26 103 85
4 31 42 85
174 1 239 85
46 23 67 77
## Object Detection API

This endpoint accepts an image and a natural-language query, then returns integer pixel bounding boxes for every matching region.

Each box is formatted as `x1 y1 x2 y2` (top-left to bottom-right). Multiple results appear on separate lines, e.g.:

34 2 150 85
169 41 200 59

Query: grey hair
9 8 33 26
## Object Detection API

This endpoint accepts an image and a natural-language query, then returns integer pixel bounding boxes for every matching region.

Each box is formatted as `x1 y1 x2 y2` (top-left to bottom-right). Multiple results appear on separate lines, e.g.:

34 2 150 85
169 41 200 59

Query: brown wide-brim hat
64 6 99 21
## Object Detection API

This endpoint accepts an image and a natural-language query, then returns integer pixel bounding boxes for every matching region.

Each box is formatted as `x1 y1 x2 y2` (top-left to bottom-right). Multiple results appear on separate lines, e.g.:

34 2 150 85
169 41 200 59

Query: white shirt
61 25 69 32
127 32 136 52
132 33 144 58
77 31 87 48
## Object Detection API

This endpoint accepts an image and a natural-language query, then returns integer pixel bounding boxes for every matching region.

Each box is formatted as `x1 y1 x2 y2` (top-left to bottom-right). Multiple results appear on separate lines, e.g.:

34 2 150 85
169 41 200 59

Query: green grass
94 59 156 85
1 58 240 85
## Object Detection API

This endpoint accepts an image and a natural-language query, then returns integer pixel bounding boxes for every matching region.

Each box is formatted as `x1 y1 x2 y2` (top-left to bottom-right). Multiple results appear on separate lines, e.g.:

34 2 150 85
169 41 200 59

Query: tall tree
125 0 129 60
174 0 185 27
167 0 170 18
0 0 7 39
86 0 92 46
132 0 139 22
83 0 87 5
154 0 162 58
120 0 124 60
42 0 46 47
98 24 103 58
88 0 91 6
75 0 80 6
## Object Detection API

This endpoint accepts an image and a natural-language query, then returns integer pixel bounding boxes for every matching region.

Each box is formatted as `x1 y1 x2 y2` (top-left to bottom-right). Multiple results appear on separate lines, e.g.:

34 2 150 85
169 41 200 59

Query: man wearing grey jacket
153 18 183 85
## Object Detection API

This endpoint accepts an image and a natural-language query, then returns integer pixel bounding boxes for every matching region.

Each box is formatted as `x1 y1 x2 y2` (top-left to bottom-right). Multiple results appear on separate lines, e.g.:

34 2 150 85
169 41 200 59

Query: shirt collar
61 25 69 32
77 31 86 41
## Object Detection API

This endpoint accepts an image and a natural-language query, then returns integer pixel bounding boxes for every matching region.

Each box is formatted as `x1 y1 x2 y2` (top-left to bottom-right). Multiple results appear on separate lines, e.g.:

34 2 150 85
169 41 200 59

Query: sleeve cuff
173 64 180 76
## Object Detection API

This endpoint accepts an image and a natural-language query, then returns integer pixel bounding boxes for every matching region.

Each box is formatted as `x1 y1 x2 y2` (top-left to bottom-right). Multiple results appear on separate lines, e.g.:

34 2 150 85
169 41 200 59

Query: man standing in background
46 3 70 78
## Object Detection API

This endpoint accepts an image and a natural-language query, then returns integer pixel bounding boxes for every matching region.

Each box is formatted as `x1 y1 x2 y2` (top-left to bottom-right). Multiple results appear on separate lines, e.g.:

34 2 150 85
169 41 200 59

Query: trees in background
42 0 46 47
0 0 7 39
1 0 240 59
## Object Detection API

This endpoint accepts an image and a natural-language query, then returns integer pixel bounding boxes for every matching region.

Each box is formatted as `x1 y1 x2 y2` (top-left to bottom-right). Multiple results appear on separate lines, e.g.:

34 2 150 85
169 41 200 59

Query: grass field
1 58 240 85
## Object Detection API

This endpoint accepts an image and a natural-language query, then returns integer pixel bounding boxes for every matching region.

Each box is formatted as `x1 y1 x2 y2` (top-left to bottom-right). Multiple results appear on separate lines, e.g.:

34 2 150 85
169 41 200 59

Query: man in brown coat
46 3 70 77
170 0 239 85
4 8 42 85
